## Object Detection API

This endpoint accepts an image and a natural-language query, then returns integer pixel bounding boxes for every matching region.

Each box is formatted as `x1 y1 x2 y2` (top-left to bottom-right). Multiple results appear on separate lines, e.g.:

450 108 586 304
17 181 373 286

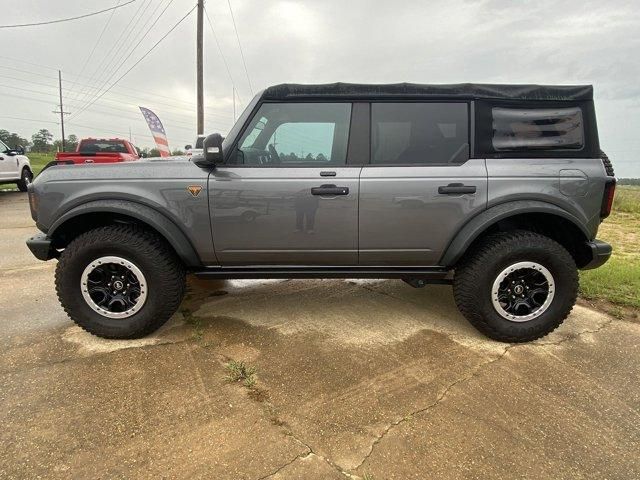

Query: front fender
48 199 202 267
438 200 591 267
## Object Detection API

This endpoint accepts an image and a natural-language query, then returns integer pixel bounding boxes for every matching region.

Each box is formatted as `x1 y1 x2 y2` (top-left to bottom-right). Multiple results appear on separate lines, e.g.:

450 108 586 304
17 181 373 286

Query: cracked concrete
2 191 640 479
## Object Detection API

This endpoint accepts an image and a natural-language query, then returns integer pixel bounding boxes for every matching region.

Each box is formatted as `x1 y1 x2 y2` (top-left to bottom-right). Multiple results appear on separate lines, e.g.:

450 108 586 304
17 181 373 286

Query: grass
225 360 257 388
0 152 54 191
28 152 55 176
580 186 640 309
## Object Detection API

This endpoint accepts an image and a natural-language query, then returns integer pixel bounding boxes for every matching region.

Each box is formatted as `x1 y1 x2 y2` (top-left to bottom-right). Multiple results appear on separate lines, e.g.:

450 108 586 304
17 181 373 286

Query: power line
71 0 176 116
203 5 242 103
0 115 192 146
0 63 232 114
71 0 122 102
70 4 197 121
226 0 253 95
0 72 234 122
0 0 136 29
71 0 153 106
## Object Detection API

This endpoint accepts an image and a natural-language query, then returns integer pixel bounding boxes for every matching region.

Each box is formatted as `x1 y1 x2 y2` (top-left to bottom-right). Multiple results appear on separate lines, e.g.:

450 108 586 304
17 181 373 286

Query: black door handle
438 183 476 195
311 184 349 196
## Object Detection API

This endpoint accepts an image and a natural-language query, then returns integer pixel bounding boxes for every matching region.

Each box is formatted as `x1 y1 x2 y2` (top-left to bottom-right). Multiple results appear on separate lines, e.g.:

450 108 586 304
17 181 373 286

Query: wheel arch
440 201 593 269
48 199 202 267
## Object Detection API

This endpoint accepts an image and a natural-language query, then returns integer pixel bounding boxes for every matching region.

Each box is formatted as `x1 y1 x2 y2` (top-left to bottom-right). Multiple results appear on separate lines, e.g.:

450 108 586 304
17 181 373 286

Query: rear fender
439 200 591 267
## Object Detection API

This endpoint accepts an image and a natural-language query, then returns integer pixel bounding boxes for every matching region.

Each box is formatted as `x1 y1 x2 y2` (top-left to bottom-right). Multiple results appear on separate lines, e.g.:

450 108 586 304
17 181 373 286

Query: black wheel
17 168 33 192
453 230 578 343
55 225 186 339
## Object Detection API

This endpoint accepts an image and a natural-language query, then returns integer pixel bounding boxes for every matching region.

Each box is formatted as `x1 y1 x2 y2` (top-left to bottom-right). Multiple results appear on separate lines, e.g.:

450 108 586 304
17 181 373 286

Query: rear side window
371 103 469 165
492 107 584 151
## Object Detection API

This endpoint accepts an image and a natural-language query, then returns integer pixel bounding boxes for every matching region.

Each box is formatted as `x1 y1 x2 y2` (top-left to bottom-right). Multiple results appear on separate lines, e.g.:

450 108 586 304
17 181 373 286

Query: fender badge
187 185 203 197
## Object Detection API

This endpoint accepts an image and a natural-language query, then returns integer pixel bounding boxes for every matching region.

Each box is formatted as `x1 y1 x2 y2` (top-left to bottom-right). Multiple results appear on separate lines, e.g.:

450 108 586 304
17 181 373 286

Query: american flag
139 107 170 157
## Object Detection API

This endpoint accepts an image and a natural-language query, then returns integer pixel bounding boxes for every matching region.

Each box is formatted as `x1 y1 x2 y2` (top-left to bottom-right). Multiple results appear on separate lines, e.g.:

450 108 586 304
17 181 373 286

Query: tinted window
492 107 584 151
79 140 128 153
371 103 469 165
236 103 351 166
0 140 9 153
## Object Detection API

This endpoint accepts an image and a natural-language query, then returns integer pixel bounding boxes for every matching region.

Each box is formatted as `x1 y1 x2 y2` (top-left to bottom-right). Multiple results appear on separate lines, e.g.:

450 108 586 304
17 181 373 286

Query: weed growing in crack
225 360 257 388
182 308 204 341
363 474 375 480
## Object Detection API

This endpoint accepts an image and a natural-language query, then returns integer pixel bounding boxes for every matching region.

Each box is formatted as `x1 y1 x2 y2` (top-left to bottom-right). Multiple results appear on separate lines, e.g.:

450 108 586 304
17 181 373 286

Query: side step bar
193 266 452 283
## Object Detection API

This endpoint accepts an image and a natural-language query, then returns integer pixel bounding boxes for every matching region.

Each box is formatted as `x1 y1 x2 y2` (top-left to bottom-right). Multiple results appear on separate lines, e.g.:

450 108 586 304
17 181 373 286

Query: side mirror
194 133 223 167
184 144 192 150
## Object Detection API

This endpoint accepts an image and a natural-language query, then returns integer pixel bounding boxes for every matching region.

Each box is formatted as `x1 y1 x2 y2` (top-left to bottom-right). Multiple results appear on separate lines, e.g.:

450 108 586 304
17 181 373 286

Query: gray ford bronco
26 83 615 342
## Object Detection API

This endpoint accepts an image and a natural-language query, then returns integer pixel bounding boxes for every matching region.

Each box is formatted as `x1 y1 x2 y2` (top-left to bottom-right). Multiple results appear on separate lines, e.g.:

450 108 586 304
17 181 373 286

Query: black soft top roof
262 83 593 102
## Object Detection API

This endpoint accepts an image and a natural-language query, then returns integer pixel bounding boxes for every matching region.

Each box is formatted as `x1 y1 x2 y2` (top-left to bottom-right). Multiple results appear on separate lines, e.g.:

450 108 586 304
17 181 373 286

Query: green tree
148 148 161 157
67 134 79 151
171 149 185 156
53 134 79 152
31 129 53 152
0 129 30 149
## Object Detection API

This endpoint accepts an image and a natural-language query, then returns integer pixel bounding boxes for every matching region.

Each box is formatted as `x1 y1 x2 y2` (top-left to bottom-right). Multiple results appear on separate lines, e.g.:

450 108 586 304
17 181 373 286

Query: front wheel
55 225 186 339
453 231 578 343
17 168 33 192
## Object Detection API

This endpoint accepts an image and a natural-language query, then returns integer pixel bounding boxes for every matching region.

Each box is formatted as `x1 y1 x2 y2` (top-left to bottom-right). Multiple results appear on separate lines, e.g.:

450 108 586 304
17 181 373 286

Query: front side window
492 107 584 151
0 140 9 153
235 103 352 166
371 103 469 165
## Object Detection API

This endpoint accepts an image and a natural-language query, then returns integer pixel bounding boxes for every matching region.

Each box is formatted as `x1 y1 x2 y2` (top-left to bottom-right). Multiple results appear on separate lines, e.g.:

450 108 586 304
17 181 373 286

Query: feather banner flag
139 107 170 157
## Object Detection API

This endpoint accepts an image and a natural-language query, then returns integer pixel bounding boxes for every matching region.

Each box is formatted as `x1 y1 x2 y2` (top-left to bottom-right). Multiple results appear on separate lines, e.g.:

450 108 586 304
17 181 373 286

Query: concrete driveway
1 191 639 479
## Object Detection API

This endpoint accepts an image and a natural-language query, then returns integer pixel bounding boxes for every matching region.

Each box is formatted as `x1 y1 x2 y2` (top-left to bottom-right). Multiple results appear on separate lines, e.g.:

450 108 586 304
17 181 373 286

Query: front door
210 102 360 265
358 102 488 266
0 140 16 181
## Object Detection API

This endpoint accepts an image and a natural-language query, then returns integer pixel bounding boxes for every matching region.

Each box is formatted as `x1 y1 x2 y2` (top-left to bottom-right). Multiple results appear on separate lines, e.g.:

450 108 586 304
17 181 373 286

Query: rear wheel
17 168 33 192
55 225 186 339
453 231 578 342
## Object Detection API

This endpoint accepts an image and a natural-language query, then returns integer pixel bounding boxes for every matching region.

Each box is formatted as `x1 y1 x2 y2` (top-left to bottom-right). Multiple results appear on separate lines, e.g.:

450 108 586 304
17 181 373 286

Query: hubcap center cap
113 280 124 291
514 284 524 295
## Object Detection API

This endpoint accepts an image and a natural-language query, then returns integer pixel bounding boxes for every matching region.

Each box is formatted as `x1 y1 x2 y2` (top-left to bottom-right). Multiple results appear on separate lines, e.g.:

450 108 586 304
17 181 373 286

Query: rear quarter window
491 107 584 151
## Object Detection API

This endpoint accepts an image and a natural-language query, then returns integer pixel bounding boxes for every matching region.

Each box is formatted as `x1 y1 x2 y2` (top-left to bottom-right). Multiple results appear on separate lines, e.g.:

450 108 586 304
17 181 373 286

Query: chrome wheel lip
491 261 555 323
80 256 147 319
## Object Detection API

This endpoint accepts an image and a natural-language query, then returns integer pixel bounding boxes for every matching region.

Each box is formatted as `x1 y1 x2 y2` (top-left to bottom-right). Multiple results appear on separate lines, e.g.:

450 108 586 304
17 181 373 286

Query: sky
0 0 638 176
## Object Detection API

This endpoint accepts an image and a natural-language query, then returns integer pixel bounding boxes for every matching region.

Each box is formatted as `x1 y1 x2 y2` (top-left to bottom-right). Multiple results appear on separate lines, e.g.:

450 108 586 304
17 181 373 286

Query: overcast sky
1 0 638 175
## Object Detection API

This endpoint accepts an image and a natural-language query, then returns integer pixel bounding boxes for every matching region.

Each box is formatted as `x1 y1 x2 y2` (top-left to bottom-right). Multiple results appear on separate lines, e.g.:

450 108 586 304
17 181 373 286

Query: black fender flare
48 199 202 267
439 200 591 267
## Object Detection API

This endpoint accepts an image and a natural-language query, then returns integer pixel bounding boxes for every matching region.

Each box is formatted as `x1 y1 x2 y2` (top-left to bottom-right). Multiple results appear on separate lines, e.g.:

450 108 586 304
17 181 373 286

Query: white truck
0 140 32 191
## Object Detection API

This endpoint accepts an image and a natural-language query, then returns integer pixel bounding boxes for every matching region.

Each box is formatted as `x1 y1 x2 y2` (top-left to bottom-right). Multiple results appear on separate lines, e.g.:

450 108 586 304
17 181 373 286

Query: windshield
222 91 262 153
79 140 128 154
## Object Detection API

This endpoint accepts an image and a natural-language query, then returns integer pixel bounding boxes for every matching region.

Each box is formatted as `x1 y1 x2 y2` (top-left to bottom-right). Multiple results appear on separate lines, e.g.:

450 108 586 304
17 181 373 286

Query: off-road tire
453 230 578 343
17 168 33 192
55 225 186 339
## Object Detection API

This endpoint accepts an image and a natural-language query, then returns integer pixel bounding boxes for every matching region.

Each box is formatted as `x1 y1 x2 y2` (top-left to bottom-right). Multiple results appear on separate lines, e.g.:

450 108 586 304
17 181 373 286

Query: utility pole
196 0 204 135
52 70 70 151
232 86 236 122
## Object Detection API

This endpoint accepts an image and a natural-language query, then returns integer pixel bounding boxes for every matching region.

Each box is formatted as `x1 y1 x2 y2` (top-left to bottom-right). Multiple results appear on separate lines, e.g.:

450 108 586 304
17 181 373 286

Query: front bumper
581 239 612 270
26 233 58 261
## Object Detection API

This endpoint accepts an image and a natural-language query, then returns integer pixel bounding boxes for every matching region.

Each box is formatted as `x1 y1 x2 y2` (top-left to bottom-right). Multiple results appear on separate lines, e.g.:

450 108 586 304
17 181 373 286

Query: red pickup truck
55 138 141 164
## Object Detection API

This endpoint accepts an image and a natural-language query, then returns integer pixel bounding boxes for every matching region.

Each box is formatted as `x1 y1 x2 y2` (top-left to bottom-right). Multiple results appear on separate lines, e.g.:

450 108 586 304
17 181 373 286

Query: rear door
358 102 487 266
210 101 361 265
